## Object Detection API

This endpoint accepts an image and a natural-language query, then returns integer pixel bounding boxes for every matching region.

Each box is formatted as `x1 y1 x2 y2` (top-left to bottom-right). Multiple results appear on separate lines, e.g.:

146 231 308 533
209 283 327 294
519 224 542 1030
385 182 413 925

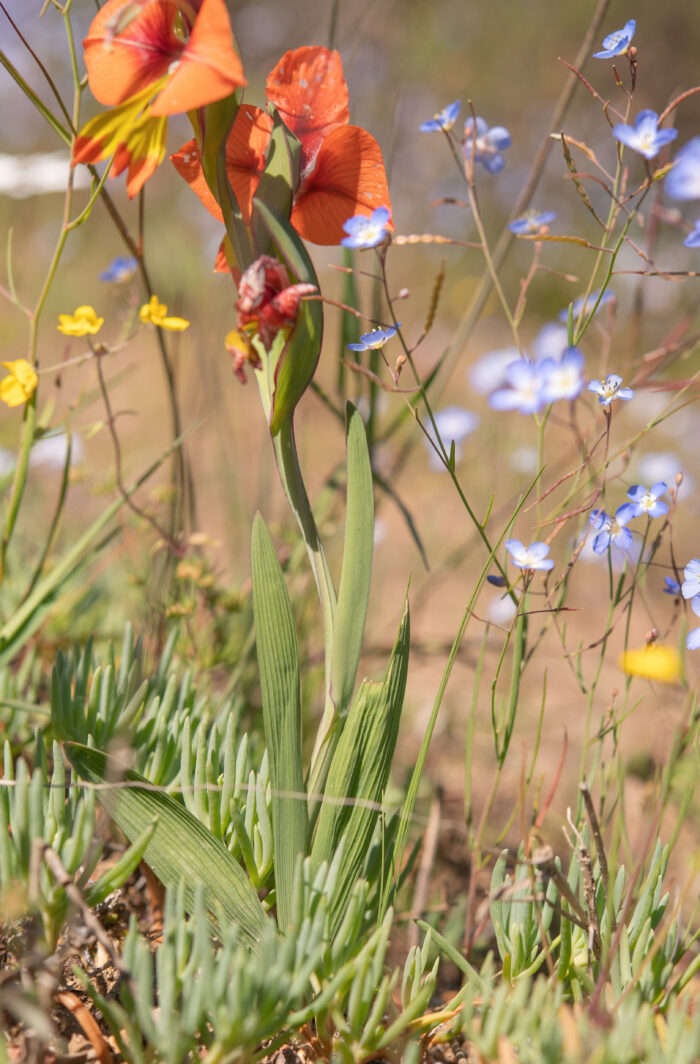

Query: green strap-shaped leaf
251 514 309 931
252 200 323 435
198 94 253 272
251 107 300 258
64 743 267 947
311 599 410 932
330 403 374 717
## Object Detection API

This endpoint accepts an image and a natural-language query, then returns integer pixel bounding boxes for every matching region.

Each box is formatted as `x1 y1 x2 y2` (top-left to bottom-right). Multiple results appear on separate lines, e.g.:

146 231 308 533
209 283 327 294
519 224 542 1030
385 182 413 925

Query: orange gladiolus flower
171 104 274 224
83 0 246 116
171 45 392 248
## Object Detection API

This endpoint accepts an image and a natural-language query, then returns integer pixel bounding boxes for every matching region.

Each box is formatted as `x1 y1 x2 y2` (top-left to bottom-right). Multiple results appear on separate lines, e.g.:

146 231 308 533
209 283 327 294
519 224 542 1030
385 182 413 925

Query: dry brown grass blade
57 991 115 1064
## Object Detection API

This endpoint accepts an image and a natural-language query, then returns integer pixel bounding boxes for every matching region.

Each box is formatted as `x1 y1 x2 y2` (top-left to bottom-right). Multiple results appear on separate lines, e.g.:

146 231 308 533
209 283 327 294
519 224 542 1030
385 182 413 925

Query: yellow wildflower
0 360 38 407
619 644 680 684
139 295 189 331
57 305 104 336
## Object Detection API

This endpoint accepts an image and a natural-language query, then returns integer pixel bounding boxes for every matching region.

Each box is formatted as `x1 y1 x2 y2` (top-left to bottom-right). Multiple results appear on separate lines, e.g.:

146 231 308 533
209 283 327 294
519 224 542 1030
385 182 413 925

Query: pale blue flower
347 324 400 351
687 596 700 651
613 110 677 160
590 506 634 554
425 406 479 471
684 220 700 247
532 323 569 363
469 347 520 394
682 558 700 600
505 539 554 571
420 100 460 132
558 289 615 323
624 482 668 518
508 209 556 235
666 138 700 201
99 255 138 282
489 359 544 414
341 207 391 249
587 373 634 406
593 19 636 59
539 347 585 403
463 117 511 174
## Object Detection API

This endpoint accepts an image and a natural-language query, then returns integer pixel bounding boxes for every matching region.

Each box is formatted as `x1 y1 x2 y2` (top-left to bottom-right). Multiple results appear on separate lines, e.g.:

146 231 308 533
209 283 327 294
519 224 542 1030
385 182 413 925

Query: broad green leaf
311 599 409 932
64 743 267 947
251 514 308 931
330 404 374 716
252 201 323 435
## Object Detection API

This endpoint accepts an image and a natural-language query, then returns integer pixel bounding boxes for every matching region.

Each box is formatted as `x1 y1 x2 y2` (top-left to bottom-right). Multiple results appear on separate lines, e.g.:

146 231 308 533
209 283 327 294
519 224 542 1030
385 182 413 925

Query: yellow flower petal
158 315 190 331
0 359 38 407
57 305 104 336
139 295 167 324
619 644 680 684
139 296 188 330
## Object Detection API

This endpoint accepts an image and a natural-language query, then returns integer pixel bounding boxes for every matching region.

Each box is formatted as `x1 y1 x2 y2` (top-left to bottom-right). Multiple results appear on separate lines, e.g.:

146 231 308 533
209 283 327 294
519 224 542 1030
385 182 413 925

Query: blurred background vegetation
2 0 700 866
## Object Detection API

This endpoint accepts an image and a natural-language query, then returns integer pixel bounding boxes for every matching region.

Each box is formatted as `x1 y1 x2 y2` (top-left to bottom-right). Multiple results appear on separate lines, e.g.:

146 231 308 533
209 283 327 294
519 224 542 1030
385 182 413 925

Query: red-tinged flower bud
236 255 316 351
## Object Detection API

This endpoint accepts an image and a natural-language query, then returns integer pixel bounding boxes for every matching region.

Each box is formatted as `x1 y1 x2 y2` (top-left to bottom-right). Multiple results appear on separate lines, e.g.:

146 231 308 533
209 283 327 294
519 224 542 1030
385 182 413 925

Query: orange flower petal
149 0 246 115
266 46 349 168
83 0 184 107
84 0 245 115
171 105 272 223
291 125 392 245
171 138 224 221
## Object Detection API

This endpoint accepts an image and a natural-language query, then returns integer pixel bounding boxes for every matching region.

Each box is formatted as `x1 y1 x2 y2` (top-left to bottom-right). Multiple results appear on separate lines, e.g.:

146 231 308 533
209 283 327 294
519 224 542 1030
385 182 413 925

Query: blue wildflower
687 597 700 651
587 373 634 406
489 359 544 414
341 207 391 249
684 220 700 247
508 210 557 235
347 324 400 352
420 100 460 133
469 347 519 394
558 289 615 324
99 255 138 283
463 117 511 174
624 482 668 519
663 576 681 595
682 558 700 600
593 19 636 59
506 539 555 572
613 110 677 160
666 138 700 201
539 347 585 403
590 506 634 555
425 406 479 471
532 323 569 363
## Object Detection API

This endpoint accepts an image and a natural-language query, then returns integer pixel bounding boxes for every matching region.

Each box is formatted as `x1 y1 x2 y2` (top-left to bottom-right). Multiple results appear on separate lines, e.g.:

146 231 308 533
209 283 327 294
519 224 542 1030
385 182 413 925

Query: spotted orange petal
83 0 184 107
84 0 245 115
266 46 349 169
171 105 272 222
150 0 246 115
290 125 392 245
